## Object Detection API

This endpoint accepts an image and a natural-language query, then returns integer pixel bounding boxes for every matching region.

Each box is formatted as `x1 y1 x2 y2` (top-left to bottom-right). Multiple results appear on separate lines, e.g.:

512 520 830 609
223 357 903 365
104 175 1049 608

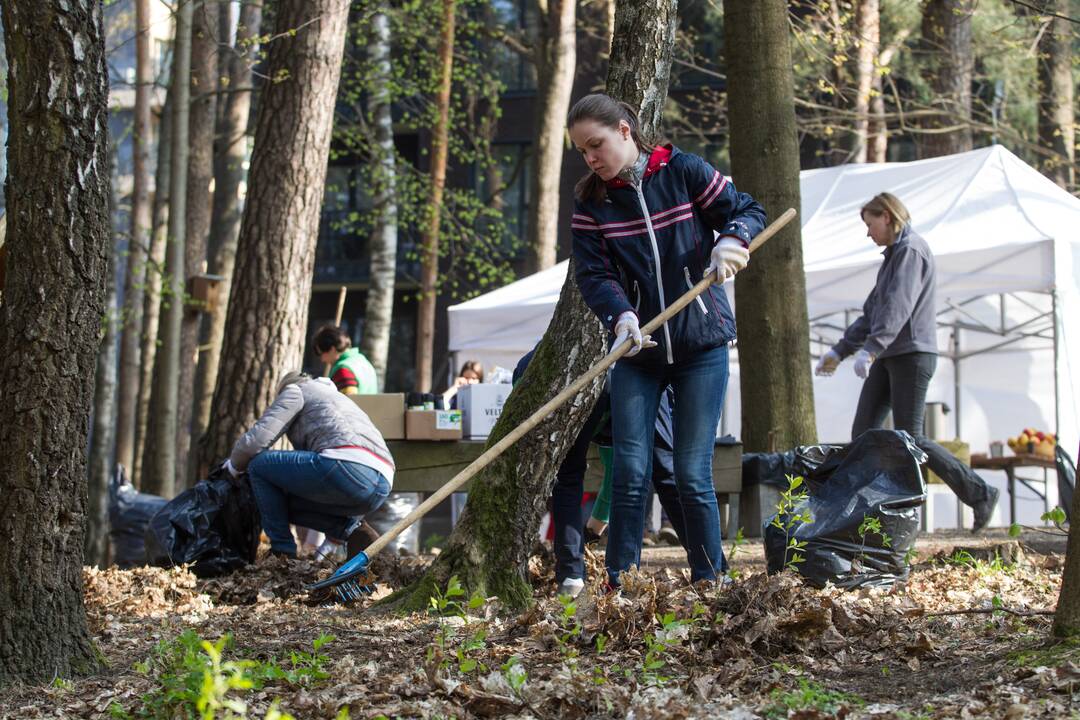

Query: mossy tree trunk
391 0 678 612
724 0 817 452
0 0 109 684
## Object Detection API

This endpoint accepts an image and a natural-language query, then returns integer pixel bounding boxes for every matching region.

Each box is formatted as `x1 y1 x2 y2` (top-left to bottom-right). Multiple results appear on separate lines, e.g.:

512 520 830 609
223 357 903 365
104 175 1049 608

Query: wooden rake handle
362 207 798 560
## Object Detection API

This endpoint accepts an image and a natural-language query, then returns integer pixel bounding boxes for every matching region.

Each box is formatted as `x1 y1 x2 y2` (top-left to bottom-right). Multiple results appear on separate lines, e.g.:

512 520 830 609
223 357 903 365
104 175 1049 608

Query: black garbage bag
764 430 927 589
144 464 260 578
1056 445 1076 523
109 465 168 569
742 444 843 489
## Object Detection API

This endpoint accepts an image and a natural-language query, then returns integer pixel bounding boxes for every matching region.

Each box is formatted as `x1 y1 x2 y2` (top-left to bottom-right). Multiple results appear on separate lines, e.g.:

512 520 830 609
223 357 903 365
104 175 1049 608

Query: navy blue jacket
571 145 766 366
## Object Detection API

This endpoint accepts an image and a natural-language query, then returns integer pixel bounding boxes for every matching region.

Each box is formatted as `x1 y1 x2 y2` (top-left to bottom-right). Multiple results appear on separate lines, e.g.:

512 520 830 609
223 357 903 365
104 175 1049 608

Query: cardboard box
458 383 511 439
406 409 463 441
351 393 405 440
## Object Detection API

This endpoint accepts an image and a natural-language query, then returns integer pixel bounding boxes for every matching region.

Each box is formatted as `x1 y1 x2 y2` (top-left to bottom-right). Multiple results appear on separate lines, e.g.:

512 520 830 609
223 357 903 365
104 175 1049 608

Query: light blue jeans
247 450 390 555
607 346 729 584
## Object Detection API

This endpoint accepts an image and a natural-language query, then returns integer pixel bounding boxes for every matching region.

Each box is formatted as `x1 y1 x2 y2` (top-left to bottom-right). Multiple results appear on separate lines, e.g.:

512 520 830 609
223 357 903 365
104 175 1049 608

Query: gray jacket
229 377 394 472
833 226 938 360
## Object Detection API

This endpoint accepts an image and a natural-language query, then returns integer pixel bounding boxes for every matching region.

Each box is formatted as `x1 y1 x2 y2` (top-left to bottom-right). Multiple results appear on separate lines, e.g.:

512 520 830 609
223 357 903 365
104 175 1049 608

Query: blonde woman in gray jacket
815 193 998 530
223 372 394 559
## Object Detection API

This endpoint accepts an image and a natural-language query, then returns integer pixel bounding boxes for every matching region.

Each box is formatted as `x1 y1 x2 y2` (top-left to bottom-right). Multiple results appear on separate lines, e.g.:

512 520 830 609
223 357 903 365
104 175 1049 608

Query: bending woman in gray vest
815 193 999 531
223 372 393 558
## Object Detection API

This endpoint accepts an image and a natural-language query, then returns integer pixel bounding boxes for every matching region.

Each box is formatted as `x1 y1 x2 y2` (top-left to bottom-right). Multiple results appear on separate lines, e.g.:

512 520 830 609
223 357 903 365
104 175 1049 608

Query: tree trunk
852 0 879 163
176 2 219 488
1054 440 1080 636
392 0 678 612
116 0 154 475
134 91 173 487
918 0 974 157
1035 0 1075 190
360 7 397 391
868 77 888 162
524 0 576 275
146 0 193 498
191 0 262 480
147 0 193 498
199 0 352 469
0 0 108 684
86 184 120 569
415 0 457 394
724 0 817 453
868 30 910 164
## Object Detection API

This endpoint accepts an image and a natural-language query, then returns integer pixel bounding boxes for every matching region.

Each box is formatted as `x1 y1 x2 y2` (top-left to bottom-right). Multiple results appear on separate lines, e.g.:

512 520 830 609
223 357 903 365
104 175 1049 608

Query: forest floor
2 528 1077 720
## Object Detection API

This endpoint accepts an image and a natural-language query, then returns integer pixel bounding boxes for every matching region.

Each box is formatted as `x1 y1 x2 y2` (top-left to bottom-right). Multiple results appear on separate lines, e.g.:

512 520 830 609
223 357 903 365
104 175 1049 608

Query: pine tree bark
116 0 154 475
918 0 974 157
0 0 108 684
415 0 457 393
191 0 262 479
1035 0 1075 190
147 0 193 498
724 0 817 453
176 2 219 488
852 0 879 163
360 7 397 391
523 0 576 275
392 0 678 612
199 0 352 469
134 91 173 487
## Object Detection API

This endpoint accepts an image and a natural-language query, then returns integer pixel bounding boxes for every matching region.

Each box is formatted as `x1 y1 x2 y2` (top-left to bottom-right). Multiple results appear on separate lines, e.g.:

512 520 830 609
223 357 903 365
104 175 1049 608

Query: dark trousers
551 402 605 583
851 351 992 508
852 352 937 437
552 444 690 582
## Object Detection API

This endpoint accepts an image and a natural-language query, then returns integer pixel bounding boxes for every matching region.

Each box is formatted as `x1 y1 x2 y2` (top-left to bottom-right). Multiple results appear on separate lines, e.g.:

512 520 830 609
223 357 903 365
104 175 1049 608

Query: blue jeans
247 450 391 555
607 346 729 584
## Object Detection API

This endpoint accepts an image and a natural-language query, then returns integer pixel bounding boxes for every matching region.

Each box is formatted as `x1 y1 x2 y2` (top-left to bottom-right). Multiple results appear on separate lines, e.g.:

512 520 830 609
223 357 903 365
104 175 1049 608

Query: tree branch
925 607 1055 618
1006 0 1080 25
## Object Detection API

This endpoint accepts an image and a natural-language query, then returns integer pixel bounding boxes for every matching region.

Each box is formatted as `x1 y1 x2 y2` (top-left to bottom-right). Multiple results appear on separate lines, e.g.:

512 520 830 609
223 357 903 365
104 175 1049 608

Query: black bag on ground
742 444 842 489
1056 445 1076 523
764 429 926 589
109 465 168 569
144 464 260 577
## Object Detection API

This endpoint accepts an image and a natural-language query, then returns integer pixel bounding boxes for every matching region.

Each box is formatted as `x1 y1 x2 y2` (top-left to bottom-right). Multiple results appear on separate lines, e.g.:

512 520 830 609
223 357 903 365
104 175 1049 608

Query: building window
478 143 530 247
490 0 536 93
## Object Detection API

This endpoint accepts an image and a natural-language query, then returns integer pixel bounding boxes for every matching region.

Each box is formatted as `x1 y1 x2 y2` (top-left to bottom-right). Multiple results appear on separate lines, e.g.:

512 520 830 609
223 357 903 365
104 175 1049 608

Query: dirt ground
1 528 1076 720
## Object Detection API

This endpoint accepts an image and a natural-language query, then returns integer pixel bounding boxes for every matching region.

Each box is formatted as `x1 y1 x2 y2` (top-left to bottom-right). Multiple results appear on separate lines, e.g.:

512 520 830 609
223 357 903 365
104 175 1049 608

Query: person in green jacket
312 325 378 395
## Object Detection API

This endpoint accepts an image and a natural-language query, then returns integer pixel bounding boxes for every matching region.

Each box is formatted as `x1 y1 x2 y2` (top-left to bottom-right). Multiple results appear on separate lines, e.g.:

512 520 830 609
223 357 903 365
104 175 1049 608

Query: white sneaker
558 577 585 598
314 538 346 563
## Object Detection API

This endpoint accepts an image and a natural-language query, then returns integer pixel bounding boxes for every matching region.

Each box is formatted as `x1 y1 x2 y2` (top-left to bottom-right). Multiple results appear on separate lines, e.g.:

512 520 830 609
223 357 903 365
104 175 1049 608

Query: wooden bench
385 439 743 532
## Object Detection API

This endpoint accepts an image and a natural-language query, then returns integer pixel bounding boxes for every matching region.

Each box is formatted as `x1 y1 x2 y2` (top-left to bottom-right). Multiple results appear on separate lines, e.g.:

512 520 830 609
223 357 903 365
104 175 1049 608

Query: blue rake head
305 550 376 603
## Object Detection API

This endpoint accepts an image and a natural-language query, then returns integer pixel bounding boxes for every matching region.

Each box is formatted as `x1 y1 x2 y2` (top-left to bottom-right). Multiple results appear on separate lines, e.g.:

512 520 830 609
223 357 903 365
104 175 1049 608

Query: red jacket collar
605 144 673 188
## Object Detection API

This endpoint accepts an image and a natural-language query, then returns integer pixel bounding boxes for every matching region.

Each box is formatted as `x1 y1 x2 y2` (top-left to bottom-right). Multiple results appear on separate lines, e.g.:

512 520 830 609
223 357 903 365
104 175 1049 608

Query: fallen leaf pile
3 531 1076 719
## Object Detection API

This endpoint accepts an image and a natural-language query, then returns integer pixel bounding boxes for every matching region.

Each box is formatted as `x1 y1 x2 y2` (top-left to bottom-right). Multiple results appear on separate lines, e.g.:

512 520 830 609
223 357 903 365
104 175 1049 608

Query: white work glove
223 459 241 479
613 311 657 357
814 349 841 377
704 237 750 284
853 349 875 379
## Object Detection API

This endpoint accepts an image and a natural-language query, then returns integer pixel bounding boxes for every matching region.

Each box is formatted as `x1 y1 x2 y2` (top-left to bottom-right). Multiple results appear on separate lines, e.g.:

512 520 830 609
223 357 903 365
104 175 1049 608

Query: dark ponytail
567 93 653 204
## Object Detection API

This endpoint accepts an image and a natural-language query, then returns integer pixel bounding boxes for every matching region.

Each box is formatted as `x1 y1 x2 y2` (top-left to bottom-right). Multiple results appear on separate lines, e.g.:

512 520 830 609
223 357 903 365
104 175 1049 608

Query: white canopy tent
448 146 1080 527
